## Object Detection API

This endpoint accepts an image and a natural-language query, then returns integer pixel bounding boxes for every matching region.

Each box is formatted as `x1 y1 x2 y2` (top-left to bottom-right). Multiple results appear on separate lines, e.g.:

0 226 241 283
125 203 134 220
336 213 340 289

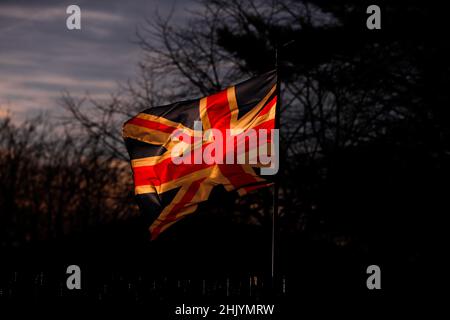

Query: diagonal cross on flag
123 70 278 239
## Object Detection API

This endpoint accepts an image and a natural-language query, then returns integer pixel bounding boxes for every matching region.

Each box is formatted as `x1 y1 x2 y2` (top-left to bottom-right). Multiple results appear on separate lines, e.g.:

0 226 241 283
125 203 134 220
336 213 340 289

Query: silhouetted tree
0 115 137 246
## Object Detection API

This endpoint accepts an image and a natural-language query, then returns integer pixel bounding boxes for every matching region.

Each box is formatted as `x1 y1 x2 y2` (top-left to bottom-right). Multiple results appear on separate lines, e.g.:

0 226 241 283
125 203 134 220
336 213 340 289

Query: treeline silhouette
0 115 137 246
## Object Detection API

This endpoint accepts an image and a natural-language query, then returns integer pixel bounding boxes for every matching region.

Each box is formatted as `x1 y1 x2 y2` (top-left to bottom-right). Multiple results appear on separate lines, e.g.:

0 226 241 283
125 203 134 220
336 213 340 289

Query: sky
0 0 194 121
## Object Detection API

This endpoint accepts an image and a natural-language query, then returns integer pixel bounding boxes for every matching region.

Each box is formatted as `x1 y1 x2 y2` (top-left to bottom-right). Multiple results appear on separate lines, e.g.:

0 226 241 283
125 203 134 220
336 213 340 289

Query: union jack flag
123 70 278 239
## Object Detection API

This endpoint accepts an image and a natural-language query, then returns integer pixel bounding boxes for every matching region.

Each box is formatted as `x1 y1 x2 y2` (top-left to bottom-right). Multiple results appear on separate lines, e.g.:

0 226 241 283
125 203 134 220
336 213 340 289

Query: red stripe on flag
127 117 177 134
259 95 277 116
205 90 231 130
133 157 212 187
151 178 206 239
218 164 258 190
243 182 272 194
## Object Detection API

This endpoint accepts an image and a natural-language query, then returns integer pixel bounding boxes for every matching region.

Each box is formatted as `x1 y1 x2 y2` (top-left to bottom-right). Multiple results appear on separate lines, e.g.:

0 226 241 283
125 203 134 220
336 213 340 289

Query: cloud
0 0 196 122
0 72 118 115
0 109 10 119
0 5 124 23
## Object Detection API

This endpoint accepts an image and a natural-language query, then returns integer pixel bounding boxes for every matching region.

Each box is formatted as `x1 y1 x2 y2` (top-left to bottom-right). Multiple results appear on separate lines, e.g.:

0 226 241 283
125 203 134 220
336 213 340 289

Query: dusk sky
0 0 194 120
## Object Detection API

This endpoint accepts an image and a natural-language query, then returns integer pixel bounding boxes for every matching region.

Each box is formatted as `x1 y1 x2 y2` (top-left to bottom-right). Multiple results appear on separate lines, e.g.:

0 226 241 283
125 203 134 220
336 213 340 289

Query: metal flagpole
271 38 296 292
271 46 281 288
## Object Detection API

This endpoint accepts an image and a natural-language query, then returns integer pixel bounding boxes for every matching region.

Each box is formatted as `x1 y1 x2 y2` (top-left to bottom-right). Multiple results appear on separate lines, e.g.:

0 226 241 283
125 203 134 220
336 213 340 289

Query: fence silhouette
0 270 287 302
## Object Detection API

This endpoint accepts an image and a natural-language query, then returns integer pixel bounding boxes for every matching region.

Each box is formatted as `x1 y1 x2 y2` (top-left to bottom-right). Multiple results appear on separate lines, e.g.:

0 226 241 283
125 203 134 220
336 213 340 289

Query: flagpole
271 46 281 290
270 38 295 292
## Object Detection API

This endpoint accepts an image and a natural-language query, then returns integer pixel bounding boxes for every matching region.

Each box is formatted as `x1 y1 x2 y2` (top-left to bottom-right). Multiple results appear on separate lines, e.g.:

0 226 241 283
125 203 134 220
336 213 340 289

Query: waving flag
123 70 278 239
